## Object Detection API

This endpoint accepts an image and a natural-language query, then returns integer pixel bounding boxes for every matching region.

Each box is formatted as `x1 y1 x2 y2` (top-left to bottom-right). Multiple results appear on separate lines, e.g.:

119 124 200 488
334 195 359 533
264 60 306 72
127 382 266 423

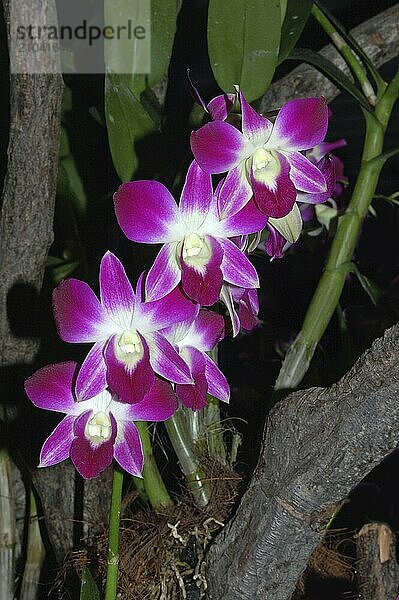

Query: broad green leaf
104 1 177 98
52 261 80 284
280 0 288 23
149 0 178 87
350 264 382 306
208 0 281 103
105 72 159 182
80 567 100 600
278 0 312 64
287 48 373 113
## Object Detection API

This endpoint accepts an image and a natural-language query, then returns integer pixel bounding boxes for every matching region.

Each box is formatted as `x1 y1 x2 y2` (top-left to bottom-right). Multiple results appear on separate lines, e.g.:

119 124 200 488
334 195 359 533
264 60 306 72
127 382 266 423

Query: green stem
275 72 399 390
135 421 173 510
311 4 376 104
104 468 123 600
165 410 211 507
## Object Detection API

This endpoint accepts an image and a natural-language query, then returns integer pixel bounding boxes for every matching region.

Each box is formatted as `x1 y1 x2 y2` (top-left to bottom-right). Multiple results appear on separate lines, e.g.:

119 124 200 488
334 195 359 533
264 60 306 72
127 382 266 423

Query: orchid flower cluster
25 91 344 481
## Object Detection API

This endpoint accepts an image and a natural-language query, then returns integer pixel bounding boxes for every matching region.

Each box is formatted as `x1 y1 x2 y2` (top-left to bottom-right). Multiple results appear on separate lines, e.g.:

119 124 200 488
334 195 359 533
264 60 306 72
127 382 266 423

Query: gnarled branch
206 323 399 599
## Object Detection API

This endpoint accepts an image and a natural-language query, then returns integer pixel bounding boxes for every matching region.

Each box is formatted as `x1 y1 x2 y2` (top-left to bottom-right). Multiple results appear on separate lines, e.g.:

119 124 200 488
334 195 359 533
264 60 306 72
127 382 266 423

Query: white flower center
114 329 144 368
181 233 212 269
250 147 281 187
183 232 204 258
86 411 112 444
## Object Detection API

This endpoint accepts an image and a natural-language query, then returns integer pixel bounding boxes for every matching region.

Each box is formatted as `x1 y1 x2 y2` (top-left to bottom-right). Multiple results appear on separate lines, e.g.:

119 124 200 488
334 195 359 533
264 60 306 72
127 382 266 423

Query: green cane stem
275 71 399 390
104 468 123 600
311 3 376 103
135 421 173 510
165 410 211 507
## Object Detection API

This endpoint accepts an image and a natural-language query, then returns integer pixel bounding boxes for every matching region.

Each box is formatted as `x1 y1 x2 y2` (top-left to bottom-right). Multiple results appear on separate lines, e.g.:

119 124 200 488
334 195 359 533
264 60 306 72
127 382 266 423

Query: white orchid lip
250 148 281 186
182 232 212 268
183 232 204 258
115 329 144 368
86 410 112 444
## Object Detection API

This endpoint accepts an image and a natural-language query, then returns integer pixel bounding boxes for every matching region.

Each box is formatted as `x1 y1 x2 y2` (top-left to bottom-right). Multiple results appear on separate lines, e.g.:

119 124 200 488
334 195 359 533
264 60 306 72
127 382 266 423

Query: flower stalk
135 421 173 510
275 72 399 390
104 467 124 600
165 410 211 507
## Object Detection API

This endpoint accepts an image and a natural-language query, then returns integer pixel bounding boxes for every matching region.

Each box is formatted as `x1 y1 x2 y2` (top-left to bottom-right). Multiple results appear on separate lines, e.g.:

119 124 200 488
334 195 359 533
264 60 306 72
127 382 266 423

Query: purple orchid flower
162 309 229 410
191 92 329 219
220 284 260 337
52 251 197 404
114 161 267 307
265 138 347 259
24 361 177 479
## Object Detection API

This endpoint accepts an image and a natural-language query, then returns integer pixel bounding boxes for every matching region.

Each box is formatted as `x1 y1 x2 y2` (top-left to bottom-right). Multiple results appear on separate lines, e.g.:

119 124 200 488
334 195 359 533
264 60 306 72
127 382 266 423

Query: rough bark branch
355 522 399 600
260 4 399 110
0 0 63 366
206 323 399 599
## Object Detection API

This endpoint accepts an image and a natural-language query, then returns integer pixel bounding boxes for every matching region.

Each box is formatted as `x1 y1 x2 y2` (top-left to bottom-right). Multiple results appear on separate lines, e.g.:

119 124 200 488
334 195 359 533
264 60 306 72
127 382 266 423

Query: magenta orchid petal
53 279 110 343
176 347 208 411
217 198 268 237
283 151 327 193
71 411 117 479
180 235 224 306
265 225 286 259
310 138 346 162
114 180 181 244
105 333 155 404
146 331 193 384
136 285 198 333
179 161 213 229
113 421 144 477
267 97 328 151
203 354 230 403
183 309 225 351
99 252 135 328
186 68 208 112
298 155 336 204
219 238 259 288
238 289 260 331
207 93 235 121
217 166 253 217
25 362 77 413
250 152 297 218
145 242 181 302
39 415 75 467
76 342 107 401
125 379 177 421
190 120 246 174
240 91 272 145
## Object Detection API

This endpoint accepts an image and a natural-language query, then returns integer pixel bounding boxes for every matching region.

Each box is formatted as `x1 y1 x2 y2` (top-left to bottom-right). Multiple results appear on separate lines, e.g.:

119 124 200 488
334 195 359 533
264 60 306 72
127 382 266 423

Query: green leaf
80 567 100 600
278 0 312 64
58 129 88 218
208 0 281 103
149 0 178 87
105 72 159 182
350 263 382 306
287 48 374 112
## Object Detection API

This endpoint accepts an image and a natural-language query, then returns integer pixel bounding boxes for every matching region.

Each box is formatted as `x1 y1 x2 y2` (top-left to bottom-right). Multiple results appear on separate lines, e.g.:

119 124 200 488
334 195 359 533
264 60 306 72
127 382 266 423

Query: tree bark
260 4 399 110
0 0 63 366
206 323 399 599
356 523 399 600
